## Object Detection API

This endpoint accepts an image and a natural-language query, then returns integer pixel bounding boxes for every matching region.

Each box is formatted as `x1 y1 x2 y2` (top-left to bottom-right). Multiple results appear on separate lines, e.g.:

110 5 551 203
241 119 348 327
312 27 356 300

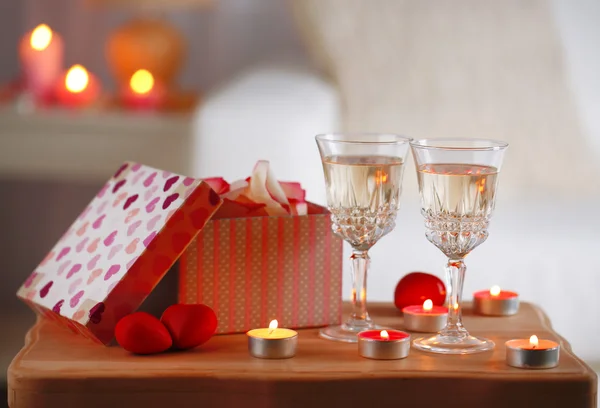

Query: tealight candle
402 299 448 332
55 64 100 108
358 329 410 360
121 69 166 111
247 320 297 359
506 335 560 369
473 285 519 316
19 23 64 102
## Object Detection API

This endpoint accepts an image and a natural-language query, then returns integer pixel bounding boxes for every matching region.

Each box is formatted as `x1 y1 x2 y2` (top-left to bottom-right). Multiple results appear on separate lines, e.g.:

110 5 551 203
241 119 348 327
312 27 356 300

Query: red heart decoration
161 304 218 350
394 272 446 311
115 312 172 355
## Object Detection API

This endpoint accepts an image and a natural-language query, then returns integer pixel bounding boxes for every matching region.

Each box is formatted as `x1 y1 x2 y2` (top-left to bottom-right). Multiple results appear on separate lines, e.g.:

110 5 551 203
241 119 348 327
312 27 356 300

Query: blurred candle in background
121 69 166 111
55 64 100 108
18 24 64 103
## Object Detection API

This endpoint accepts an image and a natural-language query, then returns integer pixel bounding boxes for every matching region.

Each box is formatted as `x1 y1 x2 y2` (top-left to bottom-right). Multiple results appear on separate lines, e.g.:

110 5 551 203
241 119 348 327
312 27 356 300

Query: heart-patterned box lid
17 162 222 344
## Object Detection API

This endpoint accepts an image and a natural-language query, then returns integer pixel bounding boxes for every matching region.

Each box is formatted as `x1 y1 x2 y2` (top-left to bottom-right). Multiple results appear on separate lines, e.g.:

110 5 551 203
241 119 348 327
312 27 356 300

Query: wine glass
410 138 508 354
316 133 412 342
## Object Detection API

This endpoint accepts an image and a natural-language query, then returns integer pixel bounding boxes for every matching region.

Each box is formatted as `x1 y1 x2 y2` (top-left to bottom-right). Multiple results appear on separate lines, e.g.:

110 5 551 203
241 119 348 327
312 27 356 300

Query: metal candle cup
402 300 448 332
506 335 560 369
247 320 298 359
473 286 519 316
358 330 410 360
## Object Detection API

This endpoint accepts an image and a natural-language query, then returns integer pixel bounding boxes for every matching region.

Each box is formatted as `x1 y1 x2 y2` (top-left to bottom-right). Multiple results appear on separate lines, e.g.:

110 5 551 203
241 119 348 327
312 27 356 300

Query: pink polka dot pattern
17 162 223 345
178 204 344 334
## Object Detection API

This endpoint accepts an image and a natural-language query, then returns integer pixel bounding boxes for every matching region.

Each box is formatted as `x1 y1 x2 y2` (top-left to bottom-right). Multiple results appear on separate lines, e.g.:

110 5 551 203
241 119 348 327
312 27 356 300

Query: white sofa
189 64 600 367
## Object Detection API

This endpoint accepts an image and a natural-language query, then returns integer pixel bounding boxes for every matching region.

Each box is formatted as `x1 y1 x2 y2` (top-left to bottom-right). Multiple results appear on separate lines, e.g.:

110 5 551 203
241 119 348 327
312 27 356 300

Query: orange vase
106 18 185 89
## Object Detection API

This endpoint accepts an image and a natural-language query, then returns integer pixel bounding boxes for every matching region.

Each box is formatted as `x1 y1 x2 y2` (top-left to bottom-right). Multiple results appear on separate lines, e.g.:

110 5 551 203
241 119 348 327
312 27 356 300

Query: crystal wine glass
316 133 412 342
410 138 508 354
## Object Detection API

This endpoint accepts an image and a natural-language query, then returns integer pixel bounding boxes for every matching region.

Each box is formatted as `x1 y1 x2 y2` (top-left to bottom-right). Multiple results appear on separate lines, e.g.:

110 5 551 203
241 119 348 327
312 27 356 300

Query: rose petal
242 161 290 215
289 200 308 216
280 181 306 201
202 177 230 195
250 161 289 206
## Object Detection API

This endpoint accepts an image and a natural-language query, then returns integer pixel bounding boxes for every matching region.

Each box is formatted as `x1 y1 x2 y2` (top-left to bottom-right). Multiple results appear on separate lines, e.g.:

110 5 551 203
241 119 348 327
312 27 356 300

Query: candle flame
490 285 501 297
268 319 278 335
453 303 459 311
529 335 539 348
423 299 433 311
130 69 154 95
380 330 389 340
30 24 53 51
65 65 89 93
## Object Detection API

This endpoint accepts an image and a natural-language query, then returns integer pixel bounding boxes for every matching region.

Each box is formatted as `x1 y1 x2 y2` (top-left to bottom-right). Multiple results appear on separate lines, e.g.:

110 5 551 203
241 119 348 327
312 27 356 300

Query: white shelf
0 105 195 183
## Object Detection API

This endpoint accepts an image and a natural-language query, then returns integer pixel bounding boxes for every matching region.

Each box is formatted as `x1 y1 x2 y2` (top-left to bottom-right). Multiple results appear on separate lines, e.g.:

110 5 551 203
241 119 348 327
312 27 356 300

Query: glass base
319 322 383 343
413 333 495 354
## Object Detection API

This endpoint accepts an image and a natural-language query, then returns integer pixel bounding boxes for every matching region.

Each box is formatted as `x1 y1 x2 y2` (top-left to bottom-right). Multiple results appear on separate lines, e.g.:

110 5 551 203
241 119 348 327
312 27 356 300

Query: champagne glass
316 133 411 342
410 138 508 354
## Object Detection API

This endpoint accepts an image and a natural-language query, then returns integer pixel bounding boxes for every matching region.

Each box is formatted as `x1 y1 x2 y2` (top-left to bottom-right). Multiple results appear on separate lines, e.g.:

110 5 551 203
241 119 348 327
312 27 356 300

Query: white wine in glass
316 134 411 343
323 155 404 250
411 139 508 354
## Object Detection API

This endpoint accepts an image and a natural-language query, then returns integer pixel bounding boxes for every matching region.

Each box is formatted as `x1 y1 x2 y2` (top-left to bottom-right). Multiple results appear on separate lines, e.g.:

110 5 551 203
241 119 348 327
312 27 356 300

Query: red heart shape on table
161 304 218 350
394 272 446 311
116 312 172 355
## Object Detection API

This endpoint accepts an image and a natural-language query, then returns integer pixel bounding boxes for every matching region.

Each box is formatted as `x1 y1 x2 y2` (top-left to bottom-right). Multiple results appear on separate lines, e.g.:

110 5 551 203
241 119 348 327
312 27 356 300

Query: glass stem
440 258 467 338
346 249 371 327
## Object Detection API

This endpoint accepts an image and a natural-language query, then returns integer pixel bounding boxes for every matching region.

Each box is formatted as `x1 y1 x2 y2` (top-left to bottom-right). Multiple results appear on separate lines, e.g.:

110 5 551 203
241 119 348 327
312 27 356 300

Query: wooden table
8 302 597 408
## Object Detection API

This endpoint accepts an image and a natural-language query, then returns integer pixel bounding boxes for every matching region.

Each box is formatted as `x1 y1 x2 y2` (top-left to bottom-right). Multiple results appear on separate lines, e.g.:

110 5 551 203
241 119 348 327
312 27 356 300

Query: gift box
179 202 344 334
17 162 222 344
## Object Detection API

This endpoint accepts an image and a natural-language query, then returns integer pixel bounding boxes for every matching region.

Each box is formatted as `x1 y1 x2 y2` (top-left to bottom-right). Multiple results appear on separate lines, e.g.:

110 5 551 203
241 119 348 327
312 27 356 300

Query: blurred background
1 0 599 405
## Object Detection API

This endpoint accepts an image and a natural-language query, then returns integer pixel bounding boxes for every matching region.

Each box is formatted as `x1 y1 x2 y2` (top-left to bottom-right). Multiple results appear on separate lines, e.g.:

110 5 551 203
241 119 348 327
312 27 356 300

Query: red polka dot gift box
178 161 344 334
17 162 222 345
